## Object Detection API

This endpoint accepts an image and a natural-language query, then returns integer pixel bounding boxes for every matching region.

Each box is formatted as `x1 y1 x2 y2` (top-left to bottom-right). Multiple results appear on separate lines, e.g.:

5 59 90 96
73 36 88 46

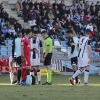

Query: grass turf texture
0 75 100 100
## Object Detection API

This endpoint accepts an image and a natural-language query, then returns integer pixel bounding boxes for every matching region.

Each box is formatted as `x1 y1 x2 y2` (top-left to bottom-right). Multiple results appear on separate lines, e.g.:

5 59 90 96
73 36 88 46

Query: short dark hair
33 31 38 34
17 32 22 37
26 29 32 35
85 29 91 35
66 30 73 34
41 30 47 34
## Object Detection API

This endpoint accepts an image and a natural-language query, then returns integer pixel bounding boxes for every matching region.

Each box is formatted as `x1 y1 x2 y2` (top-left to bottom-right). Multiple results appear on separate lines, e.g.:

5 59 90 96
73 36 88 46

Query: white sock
37 72 41 82
84 70 89 84
72 69 81 79
30 72 34 76
10 72 14 84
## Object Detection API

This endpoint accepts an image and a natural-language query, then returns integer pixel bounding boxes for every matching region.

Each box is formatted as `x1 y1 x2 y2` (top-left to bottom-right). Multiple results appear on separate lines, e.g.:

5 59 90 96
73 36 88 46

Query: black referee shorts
44 53 52 66
71 56 77 66
16 56 22 67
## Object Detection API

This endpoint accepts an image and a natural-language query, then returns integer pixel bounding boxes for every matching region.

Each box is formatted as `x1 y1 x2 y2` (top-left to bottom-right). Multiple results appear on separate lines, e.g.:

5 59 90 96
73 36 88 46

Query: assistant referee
41 31 53 85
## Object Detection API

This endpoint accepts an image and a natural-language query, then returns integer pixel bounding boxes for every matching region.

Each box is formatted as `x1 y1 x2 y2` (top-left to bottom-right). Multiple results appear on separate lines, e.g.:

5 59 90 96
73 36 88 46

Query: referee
41 31 53 85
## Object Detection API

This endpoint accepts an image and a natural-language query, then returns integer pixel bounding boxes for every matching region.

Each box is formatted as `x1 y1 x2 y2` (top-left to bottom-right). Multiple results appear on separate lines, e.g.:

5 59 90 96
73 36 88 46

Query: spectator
94 26 100 41
1 9 9 22
23 5 30 22
59 0 65 11
56 27 64 41
40 0 48 8
86 22 93 32
66 16 73 29
84 1 90 9
77 0 85 13
84 12 92 22
47 21 54 36
54 21 62 32
67 6 74 14
68 12 74 21
8 26 16 39
0 33 5 45
91 6 97 16
63 13 67 20
95 1 100 13
22 0 29 10
73 17 81 35
29 10 36 20
55 10 62 20
9 16 17 25
41 9 48 21
14 20 22 32
1 25 8 38
72 2 77 10
60 5 67 16
73 11 80 21
35 4 41 13
0 3 4 13
53 0 59 9
34 0 40 9
29 0 34 9
48 9 55 22
60 18 67 28
15 0 23 16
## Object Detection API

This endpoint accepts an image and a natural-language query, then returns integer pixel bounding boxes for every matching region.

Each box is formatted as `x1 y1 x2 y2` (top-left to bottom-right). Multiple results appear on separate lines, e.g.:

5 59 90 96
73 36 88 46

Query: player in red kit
21 29 32 82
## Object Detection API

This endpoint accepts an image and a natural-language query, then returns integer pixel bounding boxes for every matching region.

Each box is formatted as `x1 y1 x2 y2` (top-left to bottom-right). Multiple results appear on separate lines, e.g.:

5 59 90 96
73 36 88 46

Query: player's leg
16 56 22 84
36 65 41 84
42 53 52 85
30 66 34 76
71 57 78 84
84 65 90 85
70 57 84 85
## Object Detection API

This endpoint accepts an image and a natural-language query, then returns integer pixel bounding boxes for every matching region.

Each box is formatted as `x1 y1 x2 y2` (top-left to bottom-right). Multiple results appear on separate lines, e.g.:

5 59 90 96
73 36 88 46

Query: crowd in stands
0 0 100 45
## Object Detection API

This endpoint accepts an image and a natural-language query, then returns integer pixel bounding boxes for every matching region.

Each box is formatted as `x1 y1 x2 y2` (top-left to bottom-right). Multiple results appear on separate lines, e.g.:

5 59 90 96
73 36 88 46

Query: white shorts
78 56 89 68
31 58 40 66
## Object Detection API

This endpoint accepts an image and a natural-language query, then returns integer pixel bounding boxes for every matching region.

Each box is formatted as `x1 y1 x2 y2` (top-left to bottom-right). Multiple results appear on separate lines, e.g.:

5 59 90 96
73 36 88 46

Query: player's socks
30 70 34 76
17 70 21 83
74 70 78 84
10 72 14 84
72 69 82 79
47 70 52 83
84 70 89 84
37 70 41 83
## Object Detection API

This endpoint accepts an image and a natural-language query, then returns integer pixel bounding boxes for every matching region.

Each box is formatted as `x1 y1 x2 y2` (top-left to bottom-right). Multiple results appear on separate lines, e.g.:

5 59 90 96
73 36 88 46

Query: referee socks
47 70 52 83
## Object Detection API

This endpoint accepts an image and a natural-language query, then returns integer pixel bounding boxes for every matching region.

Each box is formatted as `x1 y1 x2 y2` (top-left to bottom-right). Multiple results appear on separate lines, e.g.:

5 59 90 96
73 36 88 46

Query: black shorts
16 56 22 67
44 53 52 66
71 57 77 66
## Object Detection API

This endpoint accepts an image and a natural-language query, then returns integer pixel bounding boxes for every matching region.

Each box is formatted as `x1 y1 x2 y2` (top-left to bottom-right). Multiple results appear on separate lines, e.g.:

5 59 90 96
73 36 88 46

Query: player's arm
87 40 92 59
70 38 75 54
12 39 15 58
40 40 43 54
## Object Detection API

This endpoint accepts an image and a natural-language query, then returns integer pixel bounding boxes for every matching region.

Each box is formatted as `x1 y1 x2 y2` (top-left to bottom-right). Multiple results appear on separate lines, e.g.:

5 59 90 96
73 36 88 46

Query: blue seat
62 35 67 41
0 46 8 51
6 40 13 45
61 41 67 46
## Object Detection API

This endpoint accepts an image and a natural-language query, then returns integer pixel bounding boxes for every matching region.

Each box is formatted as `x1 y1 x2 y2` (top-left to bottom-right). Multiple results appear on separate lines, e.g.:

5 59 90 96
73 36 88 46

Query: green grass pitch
0 75 100 100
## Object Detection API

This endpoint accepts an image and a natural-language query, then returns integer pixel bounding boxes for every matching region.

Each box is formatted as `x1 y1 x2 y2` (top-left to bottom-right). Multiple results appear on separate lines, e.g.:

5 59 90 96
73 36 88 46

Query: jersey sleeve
87 39 91 46
39 40 42 47
45 39 51 46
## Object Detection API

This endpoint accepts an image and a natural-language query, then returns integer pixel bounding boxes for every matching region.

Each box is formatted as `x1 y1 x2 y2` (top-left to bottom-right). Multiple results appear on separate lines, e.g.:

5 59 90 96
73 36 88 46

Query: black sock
37 70 40 72
17 70 21 83
74 70 78 84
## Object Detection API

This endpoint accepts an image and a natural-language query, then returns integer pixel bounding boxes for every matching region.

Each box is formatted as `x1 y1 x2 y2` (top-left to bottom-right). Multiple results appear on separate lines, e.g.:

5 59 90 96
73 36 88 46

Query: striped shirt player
70 29 92 85
30 37 42 66
78 36 91 67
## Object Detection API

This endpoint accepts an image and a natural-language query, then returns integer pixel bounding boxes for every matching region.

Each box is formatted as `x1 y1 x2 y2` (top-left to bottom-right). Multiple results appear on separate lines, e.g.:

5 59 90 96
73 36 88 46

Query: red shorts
22 55 31 66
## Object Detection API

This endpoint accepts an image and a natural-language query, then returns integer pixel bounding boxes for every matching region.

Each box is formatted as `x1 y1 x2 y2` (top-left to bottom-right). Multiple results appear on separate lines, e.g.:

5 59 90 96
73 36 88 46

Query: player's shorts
78 56 89 67
16 56 22 67
31 58 40 66
71 57 77 66
44 53 52 66
22 54 31 67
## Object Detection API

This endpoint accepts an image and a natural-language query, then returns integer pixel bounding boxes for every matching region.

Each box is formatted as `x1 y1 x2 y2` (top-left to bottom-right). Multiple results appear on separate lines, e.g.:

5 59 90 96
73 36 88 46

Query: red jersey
21 36 30 55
